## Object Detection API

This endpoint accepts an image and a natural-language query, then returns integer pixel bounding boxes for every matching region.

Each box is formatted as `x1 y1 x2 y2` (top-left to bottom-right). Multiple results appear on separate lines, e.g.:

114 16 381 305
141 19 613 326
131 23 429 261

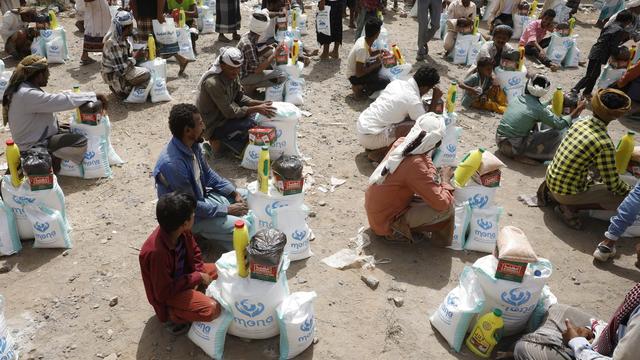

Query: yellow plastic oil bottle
233 220 250 277
48 10 59 29
518 45 525 70
446 81 458 114
291 8 298 30
568 17 576 35
392 44 405 65
472 17 480 35
616 132 635 174
258 145 270 193
629 45 637 69
466 309 504 358
148 34 156 60
292 39 300 64
453 148 484 187
73 85 81 122
552 87 564 116
529 0 538 17
6 139 24 188
179 9 186 28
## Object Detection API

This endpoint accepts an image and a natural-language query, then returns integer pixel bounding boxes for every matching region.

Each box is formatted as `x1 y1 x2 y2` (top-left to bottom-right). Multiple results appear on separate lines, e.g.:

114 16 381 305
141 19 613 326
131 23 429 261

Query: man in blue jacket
153 103 248 248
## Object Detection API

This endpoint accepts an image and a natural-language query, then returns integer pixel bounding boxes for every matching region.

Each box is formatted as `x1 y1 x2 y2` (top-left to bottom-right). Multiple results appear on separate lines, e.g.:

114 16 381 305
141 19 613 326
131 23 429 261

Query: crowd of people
2 0 640 356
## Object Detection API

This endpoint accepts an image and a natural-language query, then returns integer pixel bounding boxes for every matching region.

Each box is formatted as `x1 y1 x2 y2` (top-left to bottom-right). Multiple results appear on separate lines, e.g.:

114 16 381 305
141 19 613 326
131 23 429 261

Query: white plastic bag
453 34 475 65
58 159 84 178
277 292 316 359
102 115 125 166
81 137 112 179
142 58 172 103
434 13 447 40
466 34 484 66
1 174 67 240
0 200 21 255
176 26 196 61
483 0 499 21
495 67 527 102
379 63 412 81
0 295 18 360
201 6 215 34
429 267 485 352
210 251 290 339
152 18 180 55
188 309 234 360
546 33 575 65
454 183 498 209
25 205 72 248
40 28 68 63
274 206 312 261
464 206 503 253
124 83 152 103
70 115 123 171
0 70 12 98
316 5 331 36
512 15 531 40
472 255 553 335
434 126 462 167
285 78 305 106
255 102 302 158
563 42 581 68
597 64 626 89
30 36 45 57
240 144 262 170
265 82 285 102
247 180 305 230
450 202 471 251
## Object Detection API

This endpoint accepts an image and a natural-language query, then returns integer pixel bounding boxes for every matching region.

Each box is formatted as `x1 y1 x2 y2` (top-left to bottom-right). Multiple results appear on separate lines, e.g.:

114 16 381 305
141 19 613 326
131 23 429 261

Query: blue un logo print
469 194 489 208
265 201 288 217
34 222 50 232
13 195 35 205
477 218 492 230
508 77 521 86
292 230 307 241
300 317 314 332
84 151 96 160
501 288 532 306
235 299 265 318
447 144 456 153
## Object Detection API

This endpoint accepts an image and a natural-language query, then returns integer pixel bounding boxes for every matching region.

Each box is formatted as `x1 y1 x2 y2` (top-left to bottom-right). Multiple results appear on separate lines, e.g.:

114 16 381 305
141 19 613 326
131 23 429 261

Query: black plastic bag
22 147 52 176
272 155 303 180
247 228 287 265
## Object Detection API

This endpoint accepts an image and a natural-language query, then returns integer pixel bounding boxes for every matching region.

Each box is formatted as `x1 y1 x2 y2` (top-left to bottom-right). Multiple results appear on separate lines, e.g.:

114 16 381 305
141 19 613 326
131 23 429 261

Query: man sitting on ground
365 113 455 245
101 10 152 98
196 47 276 157
496 75 586 164
236 10 287 93
520 9 558 71
140 191 220 335
153 103 249 247
2 55 107 171
0 7 48 60
347 17 390 97
442 0 476 58
357 65 442 163
478 24 514 70
544 88 632 229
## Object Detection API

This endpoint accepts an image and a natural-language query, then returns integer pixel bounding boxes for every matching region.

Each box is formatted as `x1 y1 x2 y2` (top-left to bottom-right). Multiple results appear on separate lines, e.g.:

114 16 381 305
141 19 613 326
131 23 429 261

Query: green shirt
167 0 196 11
496 94 571 139
461 73 492 108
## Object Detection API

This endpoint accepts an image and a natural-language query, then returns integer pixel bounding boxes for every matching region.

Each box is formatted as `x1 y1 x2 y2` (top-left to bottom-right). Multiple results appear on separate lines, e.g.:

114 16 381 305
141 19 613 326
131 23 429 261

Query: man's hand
575 99 587 113
432 86 444 100
96 93 109 110
200 272 213 286
440 166 453 184
228 202 249 216
318 0 325 10
255 103 277 118
562 319 581 345
157 13 166 23
233 191 245 204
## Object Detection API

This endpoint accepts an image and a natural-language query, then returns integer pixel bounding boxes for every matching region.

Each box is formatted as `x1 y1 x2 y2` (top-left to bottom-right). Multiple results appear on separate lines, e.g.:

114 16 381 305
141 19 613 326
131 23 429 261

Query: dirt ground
1 2 640 359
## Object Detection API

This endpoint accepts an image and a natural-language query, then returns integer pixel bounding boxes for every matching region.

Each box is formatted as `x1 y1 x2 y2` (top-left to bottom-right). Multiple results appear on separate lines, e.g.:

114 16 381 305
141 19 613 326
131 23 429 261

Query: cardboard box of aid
249 126 277 146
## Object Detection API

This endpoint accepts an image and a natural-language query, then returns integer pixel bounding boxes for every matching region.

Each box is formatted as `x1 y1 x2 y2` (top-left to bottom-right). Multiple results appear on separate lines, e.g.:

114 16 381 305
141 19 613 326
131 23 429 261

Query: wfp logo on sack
265 201 288 217
0 79 8 87
477 218 492 230
438 293 459 325
234 299 274 328
290 229 308 250
501 288 531 306
33 220 57 243
298 316 315 343
12 195 35 205
41 30 53 37
84 151 96 160
292 229 307 241
469 194 489 209
390 67 403 76
317 19 327 27
508 76 521 86
33 221 50 232
249 149 259 160
446 144 456 153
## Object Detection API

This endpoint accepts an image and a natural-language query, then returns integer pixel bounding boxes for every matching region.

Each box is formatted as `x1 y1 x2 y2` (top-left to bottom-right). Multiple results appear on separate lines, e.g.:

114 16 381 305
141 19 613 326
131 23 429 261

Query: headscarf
369 113 446 185
525 74 551 98
249 9 270 35
196 47 243 91
104 10 134 43
593 283 640 355
2 55 48 125
591 88 631 122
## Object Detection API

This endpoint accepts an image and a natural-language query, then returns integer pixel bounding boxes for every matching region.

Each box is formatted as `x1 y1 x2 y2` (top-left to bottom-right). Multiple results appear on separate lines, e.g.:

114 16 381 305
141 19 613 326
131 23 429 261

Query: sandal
554 205 583 230
80 58 96 65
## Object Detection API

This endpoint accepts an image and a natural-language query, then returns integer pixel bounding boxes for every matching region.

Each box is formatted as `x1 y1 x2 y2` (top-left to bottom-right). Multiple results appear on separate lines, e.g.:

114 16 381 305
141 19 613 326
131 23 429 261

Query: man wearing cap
365 113 455 245
2 55 108 171
236 10 287 92
196 47 276 157
496 74 586 164
544 89 632 230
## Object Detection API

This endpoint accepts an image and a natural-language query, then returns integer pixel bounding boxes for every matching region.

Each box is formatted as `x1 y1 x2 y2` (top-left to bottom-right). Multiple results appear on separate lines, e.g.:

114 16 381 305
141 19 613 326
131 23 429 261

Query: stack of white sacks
451 151 506 253
545 32 580 68
197 0 216 34
452 32 484 66
31 23 69 64
495 61 528 102
373 27 412 82
188 251 317 359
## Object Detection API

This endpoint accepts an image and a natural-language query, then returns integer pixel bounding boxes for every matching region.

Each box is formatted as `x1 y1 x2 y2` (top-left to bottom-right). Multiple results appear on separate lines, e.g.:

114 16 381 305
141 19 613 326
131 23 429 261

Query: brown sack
478 151 507 176
495 226 538 263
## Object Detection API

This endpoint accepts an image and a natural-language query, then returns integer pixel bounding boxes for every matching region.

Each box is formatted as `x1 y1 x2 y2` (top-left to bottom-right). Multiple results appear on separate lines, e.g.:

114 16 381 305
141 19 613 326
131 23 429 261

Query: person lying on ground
365 113 454 245
2 55 108 172
167 0 200 55
459 57 508 114
543 88 632 230
153 103 250 247
196 47 276 157
496 75 585 164
0 7 48 60
520 9 558 71
514 282 640 360
139 191 221 336
356 65 443 163
442 0 476 58
101 10 152 98
347 17 390 97
572 10 633 99
477 24 514 70
237 10 288 94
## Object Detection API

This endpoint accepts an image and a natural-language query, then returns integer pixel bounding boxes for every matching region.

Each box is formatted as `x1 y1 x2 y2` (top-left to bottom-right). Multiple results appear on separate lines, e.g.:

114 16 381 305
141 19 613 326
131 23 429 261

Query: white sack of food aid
464 206 503 253
0 295 18 360
450 202 471 251
454 183 497 209
0 200 21 255
176 26 196 61
429 267 485 352
25 205 72 248
434 126 462 167
495 66 527 102
247 180 304 231
597 64 626 89
31 36 45 57
379 63 412 82
241 144 262 170
274 206 312 261
152 18 180 56
512 15 531 39
546 33 575 65
277 291 317 359
285 78 305 106
0 70 12 98
316 5 331 36
255 102 302 158
563 42 581 68
466 34 484 66
265 82 285 102
58 159 84 178
141 58 171 103
472 255 553 336
188 307 234 360
40 28 68 63
452 34 475 65
1 174 67 240
209 251 290 339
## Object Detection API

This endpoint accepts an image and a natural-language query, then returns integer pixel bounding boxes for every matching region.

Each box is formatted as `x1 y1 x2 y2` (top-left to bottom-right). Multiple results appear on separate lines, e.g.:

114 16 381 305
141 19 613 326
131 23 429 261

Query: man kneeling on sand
365 113 455 245
140 192 220 335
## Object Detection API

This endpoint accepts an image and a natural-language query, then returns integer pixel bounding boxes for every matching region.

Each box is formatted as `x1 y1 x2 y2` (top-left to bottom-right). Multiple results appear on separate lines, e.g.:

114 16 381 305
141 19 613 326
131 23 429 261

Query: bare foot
329 50 339 58
320 51 329 59
514 155 541 165
550 64 560 72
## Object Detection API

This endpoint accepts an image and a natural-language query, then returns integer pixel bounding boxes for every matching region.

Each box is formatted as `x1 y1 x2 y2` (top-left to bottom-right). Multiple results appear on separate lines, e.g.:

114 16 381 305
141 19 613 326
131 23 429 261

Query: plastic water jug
453 148 484 187
6 139 23 188
616 132 635 174
233 220 250 277
466 308 504 358
258 146 270 193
